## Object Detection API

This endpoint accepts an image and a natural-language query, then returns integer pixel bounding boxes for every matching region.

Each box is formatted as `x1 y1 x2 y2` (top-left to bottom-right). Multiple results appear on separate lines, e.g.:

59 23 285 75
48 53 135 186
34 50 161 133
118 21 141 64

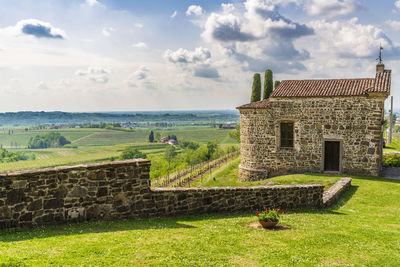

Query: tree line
0 148 35 163
28 133 71 149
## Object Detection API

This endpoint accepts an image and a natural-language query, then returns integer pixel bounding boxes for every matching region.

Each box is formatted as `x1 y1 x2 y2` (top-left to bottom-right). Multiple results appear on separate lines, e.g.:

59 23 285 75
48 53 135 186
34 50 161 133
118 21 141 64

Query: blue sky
0 0 399 112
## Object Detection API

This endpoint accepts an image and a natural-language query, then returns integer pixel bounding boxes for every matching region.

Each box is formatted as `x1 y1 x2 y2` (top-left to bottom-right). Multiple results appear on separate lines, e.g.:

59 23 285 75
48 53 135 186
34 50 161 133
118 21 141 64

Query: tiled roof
237 69 391 109
370 70 391 93
237 99 270 109
270 78 375 97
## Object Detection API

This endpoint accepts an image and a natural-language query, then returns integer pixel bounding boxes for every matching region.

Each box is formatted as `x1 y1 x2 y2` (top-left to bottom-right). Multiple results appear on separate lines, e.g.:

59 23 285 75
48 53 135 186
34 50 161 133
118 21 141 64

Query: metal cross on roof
377 45 383 64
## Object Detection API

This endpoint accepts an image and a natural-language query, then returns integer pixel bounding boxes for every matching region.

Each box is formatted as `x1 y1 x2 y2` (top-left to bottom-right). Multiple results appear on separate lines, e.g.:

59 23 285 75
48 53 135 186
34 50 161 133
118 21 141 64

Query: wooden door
324 141 340 171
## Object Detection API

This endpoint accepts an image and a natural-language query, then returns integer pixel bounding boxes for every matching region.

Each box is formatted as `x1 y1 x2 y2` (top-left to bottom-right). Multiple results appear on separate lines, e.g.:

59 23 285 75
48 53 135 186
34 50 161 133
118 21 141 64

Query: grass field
0 127 237 172
191 157 341 189
1 175 399 266
383 132 400 153
0 127 236 149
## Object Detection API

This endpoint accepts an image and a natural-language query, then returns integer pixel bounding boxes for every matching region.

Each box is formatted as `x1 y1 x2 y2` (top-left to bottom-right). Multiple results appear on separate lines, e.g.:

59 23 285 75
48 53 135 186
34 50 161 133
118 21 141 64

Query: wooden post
389 96 393 144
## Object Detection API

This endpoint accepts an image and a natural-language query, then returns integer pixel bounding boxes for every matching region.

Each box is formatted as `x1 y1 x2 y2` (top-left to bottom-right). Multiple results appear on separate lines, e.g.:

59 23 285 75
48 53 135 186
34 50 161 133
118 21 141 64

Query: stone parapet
0 160 151 229
0 160 350 229
322 178 352 207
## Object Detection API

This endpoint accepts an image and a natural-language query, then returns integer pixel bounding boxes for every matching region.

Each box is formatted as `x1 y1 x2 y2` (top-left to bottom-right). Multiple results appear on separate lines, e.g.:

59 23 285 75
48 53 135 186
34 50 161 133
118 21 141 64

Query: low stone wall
1 160 328 229
322 178 352 207
0 160 151 229
149 185 323 217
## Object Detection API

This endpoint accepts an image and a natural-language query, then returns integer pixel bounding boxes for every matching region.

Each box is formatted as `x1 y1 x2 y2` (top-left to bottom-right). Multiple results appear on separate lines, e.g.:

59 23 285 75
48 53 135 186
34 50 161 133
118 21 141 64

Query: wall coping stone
322 177 352 207
152 184 323 192
0 159 151 177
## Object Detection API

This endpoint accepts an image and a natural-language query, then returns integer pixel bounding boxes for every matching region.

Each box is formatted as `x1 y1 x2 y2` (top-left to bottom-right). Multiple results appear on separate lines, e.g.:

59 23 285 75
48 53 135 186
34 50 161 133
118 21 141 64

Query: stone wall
323 177 352 207
239 95 385 180
0 160 325 229
0 160 151 229
149 185 323 217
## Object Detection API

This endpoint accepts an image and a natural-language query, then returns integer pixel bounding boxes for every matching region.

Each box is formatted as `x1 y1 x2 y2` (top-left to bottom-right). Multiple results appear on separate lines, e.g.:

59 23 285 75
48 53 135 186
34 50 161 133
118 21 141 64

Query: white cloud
186 5 203 16
170 10 178 18
133 42 147 48
37 81 48 90
134 23 143 29
305 0 362 17
102 27 115 37
199 0 313 71
85 0 104 7
386 20 400 31
164 47 220 79
164 47 211 65
76 67 110 83
2 19 67 39
309 18 399 58
221 3 235 13
396 0 400 9
127 66 156 89
134 65 149 80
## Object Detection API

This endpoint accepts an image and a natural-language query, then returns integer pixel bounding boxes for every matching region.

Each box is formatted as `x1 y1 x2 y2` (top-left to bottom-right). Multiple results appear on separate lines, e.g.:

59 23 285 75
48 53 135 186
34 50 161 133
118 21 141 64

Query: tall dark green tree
148 130 154 143
274 80 281 90
263 69 273 99
250 73 261 102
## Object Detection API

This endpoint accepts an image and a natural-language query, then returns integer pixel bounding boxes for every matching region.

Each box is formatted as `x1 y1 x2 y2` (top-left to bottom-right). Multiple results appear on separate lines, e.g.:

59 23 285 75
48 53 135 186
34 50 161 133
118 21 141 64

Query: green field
0 127 237 172
191 157 341 189
1 174 399 266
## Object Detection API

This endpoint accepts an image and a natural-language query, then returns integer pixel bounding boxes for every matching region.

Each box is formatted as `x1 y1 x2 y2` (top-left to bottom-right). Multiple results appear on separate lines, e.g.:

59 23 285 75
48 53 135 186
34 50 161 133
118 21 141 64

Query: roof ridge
281 78 374 82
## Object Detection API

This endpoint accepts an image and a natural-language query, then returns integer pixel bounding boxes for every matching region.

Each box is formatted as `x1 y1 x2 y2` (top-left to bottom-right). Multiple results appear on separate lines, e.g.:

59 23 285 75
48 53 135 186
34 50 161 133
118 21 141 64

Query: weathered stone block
68 185 88 198
28 200 43 211
6 189 26 205
44 199 64 209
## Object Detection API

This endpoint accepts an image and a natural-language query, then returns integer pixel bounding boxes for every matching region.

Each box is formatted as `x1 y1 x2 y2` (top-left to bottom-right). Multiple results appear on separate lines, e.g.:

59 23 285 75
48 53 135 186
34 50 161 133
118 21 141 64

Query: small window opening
280 122 294 148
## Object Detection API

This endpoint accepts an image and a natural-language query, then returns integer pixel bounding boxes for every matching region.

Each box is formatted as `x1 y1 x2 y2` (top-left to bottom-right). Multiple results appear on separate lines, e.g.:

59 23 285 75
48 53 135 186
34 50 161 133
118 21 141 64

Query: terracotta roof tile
237 99 270 109
371 70 391 93
237 69 391 109
270 78 375 97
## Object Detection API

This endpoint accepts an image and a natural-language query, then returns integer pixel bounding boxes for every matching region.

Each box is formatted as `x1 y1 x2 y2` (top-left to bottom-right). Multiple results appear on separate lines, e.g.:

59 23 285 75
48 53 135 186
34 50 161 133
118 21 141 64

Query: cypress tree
250 73 261 102
149 131 154 143
274 80 281 90
263 69 273 99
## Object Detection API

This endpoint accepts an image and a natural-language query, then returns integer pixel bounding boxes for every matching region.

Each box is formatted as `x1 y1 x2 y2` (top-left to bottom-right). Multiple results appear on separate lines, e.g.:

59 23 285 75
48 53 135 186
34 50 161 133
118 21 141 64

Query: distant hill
0 110 239 126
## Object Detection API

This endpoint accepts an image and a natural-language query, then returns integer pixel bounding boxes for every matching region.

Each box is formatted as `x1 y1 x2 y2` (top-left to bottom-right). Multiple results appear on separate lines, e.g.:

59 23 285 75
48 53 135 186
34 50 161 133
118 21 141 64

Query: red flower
275 208 279 211
256 212 259 215
283 210 286 214
257 214 259 217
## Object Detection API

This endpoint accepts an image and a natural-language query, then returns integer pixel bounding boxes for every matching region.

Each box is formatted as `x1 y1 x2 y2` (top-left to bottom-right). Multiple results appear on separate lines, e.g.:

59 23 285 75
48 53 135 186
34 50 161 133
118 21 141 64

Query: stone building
237 63 391 180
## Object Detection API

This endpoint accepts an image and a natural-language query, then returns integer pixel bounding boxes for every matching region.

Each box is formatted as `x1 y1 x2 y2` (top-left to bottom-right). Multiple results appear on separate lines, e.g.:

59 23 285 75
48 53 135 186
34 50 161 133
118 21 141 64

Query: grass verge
0 176 399 266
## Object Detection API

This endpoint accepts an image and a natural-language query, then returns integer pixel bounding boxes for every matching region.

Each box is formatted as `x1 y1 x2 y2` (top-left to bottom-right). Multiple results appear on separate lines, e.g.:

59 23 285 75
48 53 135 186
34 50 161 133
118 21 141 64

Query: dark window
280 122 294 148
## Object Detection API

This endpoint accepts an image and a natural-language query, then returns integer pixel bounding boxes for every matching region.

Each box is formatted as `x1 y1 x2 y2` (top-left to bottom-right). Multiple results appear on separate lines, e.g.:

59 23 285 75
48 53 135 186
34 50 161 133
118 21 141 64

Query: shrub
0 148 33 163
383 153 400 167
119 147 147 160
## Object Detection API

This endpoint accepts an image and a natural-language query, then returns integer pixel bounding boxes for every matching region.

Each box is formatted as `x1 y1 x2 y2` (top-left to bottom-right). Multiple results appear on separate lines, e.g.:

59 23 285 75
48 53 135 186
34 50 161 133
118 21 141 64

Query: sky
0 0 400 112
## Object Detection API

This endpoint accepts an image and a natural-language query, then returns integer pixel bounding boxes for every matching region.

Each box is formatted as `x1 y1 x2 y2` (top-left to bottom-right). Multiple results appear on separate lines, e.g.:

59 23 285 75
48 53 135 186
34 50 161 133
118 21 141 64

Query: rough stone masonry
0 159 325 229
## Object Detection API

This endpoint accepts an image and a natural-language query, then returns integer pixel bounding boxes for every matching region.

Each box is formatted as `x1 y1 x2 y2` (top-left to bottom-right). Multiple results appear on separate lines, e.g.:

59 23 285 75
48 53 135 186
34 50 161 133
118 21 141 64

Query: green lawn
191 157 341 189
383 133 400 153
1 175 399 266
